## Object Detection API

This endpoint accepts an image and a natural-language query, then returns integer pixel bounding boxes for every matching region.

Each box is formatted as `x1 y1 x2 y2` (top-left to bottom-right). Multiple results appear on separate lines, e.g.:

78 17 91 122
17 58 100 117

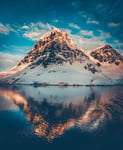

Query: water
0 85 123 150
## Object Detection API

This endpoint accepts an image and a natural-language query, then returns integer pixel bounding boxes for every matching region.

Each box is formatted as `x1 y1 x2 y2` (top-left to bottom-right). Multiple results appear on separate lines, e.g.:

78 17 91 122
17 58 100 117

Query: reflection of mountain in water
0 86 123 141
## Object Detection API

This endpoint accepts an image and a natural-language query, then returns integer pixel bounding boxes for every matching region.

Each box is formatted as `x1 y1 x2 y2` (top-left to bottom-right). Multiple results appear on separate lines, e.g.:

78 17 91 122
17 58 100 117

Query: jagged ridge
18 28 99 73
90 44 123 65
18 28 77 65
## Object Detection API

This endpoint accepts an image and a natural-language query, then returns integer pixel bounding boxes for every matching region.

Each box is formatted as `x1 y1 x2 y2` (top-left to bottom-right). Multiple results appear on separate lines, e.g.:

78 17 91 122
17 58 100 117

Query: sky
0 0 123 71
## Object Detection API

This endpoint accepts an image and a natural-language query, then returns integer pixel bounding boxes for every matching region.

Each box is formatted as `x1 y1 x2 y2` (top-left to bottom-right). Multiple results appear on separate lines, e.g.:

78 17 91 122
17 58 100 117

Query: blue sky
0 0 123 71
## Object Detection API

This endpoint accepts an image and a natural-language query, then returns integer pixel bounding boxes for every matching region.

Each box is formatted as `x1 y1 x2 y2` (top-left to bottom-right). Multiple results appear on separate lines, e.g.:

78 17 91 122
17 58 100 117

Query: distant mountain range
0 28 123 85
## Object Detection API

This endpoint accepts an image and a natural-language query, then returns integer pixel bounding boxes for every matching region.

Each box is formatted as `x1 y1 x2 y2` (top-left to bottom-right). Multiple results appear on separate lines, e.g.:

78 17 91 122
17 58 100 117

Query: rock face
18 29 88 67
0 28 123 85
90 44 123 65
30 41 87 67
18 28 78 65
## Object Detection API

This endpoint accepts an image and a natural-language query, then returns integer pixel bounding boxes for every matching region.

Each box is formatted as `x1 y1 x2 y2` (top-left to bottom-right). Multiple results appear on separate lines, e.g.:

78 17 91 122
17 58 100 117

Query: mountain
86 44 123 83
0 28 123 85
18 28 88 67
89 44 123 65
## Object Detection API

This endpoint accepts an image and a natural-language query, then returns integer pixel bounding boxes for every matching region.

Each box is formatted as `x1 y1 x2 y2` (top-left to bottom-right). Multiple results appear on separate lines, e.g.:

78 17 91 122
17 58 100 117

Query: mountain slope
86 44 123 83
0 29 123 85
89 44 123 64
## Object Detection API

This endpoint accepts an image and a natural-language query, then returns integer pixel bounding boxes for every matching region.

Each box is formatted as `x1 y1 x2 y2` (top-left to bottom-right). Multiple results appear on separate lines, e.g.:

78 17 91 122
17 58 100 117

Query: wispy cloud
113 40 123 52
114 40 123 46
23 32 42 41
21 25 30 29
69 23 80 29
78 11 88 18
117 43 123 46
70 34 106 50
66 29 106 50
0 52 24 72
87 20 99 24
108 22 120 27
21 21 107 50
80 30 93 36
98 30 111 38
22 22 55 41
62 29 72 35
0 21 115 51
0 23 16 35
2 45 31 54
52 19 59 23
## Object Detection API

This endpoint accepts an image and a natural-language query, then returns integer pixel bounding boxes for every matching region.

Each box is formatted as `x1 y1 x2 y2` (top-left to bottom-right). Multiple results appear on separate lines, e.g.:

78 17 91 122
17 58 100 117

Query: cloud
71 34 106 50
21 25 30 29
52 19 59 23
69 23 80 29
21 21 107 50
118 43 123 46
98 30 111 38
72 35 106 50
67 29 110 49
22 22 55 41
114 40 123 46
66 29 106 50
78 11 88 18
2 21 114 51
23 32 42 41
80 30 93 36
31 22 53 30
87 20 99 24
108 22 120 27
2 45 31 54
114 40 119 43
0 52 24 72
95 3 109 14
0 23 15 35
113 40 123 52
62 29 72 35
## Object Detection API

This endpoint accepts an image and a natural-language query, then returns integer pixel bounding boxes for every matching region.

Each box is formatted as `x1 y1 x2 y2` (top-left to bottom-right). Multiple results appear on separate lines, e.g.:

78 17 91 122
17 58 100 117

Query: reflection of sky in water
0 95 18 110
0 86 123 142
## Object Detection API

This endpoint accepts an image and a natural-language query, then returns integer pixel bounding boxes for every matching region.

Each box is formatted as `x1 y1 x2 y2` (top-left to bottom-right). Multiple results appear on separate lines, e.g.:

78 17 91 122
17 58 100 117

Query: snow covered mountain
0 28 123 85
86 44 123 84
89 44 123 65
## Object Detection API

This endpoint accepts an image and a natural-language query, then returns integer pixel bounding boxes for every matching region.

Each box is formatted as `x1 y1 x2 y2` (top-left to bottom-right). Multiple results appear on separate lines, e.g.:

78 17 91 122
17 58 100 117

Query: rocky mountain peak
92 44 113 51
17 28 123 69
90 44 123 64
40 28 65 39
38 28 76 49
101 44 113 49
18 28 81 66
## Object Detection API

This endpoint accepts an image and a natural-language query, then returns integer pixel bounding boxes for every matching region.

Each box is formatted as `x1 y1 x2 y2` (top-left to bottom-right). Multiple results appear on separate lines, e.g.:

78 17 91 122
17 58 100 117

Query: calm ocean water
0 85 123 150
